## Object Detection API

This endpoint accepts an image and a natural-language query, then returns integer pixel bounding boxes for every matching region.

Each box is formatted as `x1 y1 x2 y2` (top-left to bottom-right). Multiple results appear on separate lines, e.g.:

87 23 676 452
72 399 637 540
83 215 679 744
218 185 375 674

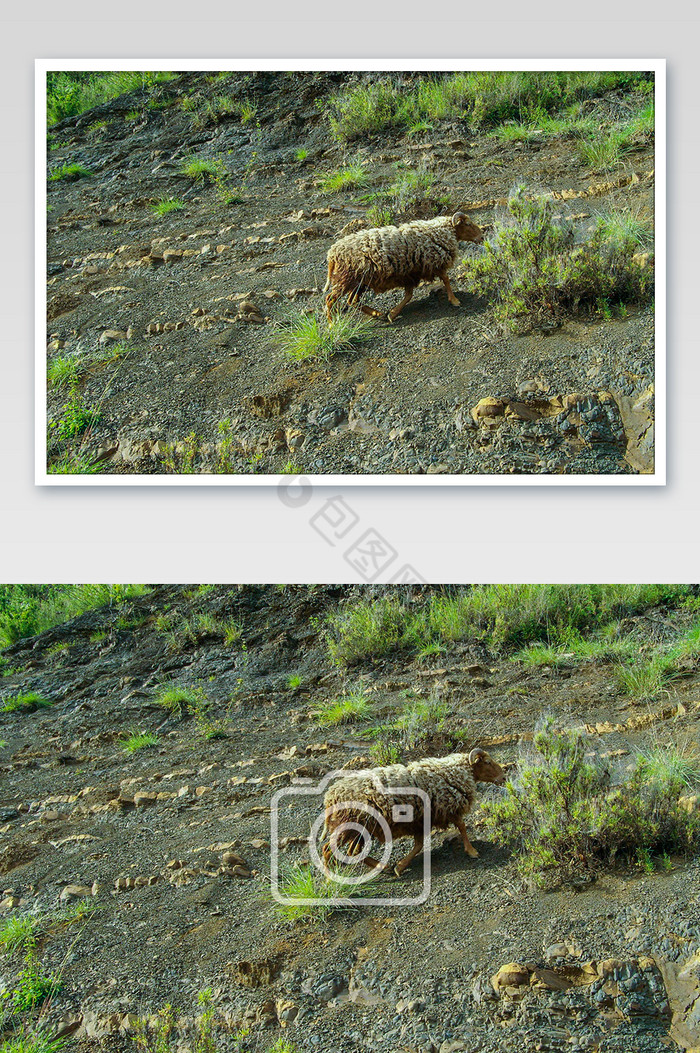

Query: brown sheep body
320 749 504 876
324 212 483 323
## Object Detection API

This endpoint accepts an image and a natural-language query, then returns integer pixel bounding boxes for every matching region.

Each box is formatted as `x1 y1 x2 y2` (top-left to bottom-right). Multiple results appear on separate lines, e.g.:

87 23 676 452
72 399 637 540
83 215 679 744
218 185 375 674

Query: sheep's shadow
362 289 486 327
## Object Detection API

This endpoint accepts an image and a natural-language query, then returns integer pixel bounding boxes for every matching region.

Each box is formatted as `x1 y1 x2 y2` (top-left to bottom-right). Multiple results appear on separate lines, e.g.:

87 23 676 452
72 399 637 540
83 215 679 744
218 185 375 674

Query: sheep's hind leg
394 834 425 877
387 287 414 323
439 270 461 307
455 817 479 858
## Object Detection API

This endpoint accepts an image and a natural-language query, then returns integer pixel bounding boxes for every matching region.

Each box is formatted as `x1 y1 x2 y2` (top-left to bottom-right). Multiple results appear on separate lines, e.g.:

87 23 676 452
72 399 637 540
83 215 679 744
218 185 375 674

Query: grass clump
150 197 185 216
180 156 226 182
274 863 376 921
459 185 654 330
120 730 159 753
0 916 41 956
274 310 373 364
48 163 92 182
155 684 206 717
318 162 369 193
0 1029 66 1053
481 719 700 887
46 357 80 389
1 693 52 714
314 687 371 726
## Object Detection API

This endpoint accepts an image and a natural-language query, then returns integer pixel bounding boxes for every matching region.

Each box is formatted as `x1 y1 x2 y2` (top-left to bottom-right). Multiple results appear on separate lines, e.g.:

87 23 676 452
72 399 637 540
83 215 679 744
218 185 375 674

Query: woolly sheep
324 212 484 323
320 748 504 877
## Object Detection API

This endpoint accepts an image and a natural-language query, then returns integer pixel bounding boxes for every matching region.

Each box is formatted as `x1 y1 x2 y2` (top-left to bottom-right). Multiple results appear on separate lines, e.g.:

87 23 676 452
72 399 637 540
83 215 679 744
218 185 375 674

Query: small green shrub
48 163 92 182
46 357 80 389
181 156 226 182
155 684 205 717
314 688 371 726
459 185 654 330
52 390 101 441
274 863 375 921
1 692 52 714
287 674 302 689
295 147 308 161
0 916 41 955
120 730 159 753
319 162 370 193
151 197 184 216
481 719 700 887
9 952 61 1011
274 310 373 363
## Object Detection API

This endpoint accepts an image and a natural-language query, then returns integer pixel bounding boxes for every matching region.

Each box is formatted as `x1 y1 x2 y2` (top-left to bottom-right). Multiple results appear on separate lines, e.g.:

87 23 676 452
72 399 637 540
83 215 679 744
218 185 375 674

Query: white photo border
36 58 666 487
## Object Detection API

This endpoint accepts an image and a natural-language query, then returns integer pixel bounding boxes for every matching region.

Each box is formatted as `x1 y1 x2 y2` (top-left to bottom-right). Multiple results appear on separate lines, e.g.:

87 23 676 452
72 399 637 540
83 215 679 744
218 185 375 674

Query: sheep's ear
452 212 467 226
469 748 486 764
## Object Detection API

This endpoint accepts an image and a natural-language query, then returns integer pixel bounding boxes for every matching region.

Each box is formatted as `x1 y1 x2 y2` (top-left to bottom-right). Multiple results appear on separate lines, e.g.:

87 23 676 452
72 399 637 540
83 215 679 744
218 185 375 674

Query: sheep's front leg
387 286 414 323
358 304 387 320
455 816 479 858
440 270 461 307
394 834 425 877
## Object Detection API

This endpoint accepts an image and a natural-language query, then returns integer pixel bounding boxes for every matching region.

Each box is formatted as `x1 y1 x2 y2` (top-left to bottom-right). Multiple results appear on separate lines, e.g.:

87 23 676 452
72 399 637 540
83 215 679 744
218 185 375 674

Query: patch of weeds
416 641 447 663
86 120 108 134
9 951 61 1011
0 916 41 956
222 619 243 645
50 390 101 441
318 161 370 193
366 205 393 227
314 687 372 726
1 692 52 714
594 206 654 251
287 674 302 690
46 450 105 475
481 719 700 887
387 163 435 212
516 643 567 668
155 684 206 717
295 147 308 161
393 690 450 750
133 990 247 1053
90 630 107 644
273 863 375 921
48 163 91 182
459 185 654 330
616 651 681 700
279 460 304 475
0 1028 66 1053
275 310 373 364
120 730 159 753
151 197 185 216
238 99 257 124
180 156 227 182
267 1041 300 1053
369 738 401 765
46 356 80 389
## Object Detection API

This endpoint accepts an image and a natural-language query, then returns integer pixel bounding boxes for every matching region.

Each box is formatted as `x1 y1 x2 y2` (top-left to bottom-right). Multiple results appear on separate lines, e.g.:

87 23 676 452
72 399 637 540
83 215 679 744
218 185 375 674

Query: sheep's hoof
465 846 480 858
393 864 405 877
386 314 395 323
449 297 461 307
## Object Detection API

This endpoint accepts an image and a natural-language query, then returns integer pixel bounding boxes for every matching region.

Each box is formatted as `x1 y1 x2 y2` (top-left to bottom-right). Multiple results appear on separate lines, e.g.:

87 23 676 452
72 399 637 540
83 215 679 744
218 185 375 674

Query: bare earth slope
1 586 698 1053
45 73 656 476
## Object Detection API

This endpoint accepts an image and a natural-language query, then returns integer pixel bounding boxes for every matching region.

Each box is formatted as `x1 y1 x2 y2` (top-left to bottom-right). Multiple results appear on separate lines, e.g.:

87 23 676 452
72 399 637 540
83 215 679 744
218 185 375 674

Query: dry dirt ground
1 586 699 1053
45 72 656 477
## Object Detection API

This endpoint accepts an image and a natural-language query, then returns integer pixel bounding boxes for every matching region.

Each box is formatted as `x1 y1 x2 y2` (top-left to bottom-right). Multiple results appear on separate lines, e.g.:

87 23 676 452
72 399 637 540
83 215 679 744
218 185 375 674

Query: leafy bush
459 185 654 330
0 585 148 648
481 720 700 886
1 693 52 714
46 71 175 125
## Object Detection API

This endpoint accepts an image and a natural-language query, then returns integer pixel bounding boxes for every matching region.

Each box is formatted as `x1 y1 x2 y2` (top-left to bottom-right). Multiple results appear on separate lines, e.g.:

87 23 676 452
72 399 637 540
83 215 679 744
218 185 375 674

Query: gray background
3 4 696 582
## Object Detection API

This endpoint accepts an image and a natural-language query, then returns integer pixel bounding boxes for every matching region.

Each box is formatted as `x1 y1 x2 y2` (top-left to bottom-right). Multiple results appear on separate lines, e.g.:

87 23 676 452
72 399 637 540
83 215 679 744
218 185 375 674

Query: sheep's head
469 748 505 785
452 212 483 244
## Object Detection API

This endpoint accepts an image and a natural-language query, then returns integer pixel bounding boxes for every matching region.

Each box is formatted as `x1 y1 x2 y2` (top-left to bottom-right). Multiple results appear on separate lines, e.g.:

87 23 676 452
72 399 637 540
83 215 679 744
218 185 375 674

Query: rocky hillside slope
45 71 656 476
1 585 699 1053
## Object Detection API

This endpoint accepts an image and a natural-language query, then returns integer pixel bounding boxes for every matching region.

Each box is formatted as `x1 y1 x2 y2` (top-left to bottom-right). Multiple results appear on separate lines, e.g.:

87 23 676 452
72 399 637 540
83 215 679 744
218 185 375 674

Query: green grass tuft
274 310 373 364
